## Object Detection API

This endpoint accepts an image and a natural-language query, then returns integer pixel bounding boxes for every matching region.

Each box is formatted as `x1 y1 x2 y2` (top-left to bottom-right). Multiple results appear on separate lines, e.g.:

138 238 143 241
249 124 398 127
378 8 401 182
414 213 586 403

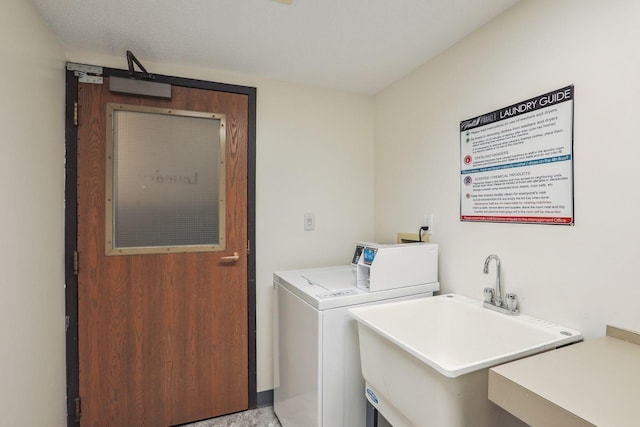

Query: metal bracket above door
67 63 103 84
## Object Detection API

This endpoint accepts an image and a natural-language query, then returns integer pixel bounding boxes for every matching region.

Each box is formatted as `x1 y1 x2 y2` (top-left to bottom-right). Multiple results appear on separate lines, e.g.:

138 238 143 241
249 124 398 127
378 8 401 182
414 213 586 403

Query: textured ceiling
32 0 520 94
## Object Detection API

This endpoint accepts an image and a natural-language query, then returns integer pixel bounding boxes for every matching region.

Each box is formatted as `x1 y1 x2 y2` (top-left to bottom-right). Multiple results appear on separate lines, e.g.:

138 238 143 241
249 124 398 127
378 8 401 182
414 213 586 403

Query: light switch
304 213 315 231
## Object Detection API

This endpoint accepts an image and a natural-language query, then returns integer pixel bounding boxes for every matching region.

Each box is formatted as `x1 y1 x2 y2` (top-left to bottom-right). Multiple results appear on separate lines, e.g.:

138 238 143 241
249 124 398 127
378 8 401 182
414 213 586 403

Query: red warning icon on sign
464 155 472 165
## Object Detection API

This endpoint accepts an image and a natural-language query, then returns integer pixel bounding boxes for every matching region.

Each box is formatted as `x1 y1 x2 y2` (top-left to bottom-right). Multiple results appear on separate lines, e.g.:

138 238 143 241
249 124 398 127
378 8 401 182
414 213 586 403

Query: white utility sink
349 294 582 427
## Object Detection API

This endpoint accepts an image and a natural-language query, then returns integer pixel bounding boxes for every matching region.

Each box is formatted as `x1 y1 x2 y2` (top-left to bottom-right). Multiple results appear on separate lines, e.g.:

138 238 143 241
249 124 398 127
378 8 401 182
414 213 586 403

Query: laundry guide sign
460 86 574 225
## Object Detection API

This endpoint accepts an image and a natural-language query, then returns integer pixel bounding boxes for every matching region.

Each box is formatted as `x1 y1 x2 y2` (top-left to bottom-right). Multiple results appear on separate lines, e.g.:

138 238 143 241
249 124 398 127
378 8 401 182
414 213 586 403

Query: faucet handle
505 293 518 312
483 288 494 303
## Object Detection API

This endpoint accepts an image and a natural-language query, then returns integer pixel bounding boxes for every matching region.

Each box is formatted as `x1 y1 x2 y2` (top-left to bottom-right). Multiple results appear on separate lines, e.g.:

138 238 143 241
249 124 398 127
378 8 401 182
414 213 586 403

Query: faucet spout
483 254 502 306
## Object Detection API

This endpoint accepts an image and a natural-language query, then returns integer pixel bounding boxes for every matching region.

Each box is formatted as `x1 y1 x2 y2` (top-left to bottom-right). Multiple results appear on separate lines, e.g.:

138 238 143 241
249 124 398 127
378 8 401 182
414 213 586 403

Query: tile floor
183 407 281 427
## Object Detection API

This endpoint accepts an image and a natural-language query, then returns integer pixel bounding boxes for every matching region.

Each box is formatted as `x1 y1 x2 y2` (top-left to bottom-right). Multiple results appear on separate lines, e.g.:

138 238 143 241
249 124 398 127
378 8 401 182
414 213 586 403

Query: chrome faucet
483 254 502 306
483 254 518 315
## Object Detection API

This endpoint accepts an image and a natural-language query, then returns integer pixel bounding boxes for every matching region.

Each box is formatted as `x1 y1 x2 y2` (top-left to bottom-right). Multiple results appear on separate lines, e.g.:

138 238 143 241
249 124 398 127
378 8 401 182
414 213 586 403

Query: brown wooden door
77 78 248 426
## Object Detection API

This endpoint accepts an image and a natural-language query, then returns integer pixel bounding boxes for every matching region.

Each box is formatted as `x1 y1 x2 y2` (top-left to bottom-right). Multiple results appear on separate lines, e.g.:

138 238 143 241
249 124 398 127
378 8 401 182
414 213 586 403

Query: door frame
64 64 257 426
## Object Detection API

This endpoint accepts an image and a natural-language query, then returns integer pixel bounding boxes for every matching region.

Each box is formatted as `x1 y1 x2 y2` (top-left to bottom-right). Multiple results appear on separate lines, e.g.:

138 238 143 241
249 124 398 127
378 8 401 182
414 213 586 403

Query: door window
105 103 226 255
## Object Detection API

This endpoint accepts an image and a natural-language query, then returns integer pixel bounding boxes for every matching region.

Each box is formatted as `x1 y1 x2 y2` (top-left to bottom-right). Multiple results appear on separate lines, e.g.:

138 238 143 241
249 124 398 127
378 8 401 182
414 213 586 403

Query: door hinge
73 251 79 275
73 102 78 126
247 239 251 255
74 396 82 421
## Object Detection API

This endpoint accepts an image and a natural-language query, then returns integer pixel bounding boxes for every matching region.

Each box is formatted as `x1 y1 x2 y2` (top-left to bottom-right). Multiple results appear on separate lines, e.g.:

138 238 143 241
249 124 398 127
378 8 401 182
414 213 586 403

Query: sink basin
349 294 582 427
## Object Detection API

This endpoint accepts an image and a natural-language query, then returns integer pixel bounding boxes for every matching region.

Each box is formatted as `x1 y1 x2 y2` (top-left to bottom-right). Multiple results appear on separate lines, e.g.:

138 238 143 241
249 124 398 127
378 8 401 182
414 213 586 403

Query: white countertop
488 326 640 427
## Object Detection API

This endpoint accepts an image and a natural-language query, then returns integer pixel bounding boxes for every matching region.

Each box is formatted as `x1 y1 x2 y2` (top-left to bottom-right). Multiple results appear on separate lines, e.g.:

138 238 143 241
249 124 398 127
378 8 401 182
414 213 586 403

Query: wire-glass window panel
106 104 226 255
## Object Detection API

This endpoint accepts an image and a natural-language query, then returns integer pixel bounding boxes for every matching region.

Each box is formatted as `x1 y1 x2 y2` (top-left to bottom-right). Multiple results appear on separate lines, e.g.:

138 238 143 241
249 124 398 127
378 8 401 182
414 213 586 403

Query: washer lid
301 268 356 291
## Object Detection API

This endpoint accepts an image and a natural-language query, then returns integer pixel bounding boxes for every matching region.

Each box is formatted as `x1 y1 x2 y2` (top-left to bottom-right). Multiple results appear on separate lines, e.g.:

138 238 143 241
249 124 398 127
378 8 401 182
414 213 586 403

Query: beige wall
373 0 640 339
0 1 66 426
64 51 376 393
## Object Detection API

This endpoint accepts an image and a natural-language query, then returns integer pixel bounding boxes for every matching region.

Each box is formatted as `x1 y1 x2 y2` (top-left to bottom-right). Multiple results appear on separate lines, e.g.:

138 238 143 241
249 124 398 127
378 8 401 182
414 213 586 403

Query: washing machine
273 244 439 427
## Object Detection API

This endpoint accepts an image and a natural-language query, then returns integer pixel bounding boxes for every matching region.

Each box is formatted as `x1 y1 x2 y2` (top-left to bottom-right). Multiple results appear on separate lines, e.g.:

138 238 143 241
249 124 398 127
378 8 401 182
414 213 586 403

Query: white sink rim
349 293 582 378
